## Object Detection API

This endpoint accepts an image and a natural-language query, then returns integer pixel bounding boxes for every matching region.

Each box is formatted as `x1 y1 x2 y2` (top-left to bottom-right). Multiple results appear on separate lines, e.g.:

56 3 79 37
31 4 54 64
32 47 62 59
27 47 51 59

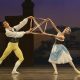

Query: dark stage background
0 0 80 67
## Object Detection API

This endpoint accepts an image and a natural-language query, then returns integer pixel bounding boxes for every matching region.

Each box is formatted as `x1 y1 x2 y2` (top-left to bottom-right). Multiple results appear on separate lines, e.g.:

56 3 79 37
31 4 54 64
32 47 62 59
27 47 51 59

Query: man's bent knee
19 57 24 62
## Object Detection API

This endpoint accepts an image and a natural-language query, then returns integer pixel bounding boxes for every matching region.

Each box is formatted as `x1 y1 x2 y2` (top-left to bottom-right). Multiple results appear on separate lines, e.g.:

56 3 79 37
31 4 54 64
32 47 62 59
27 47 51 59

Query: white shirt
5 18 28 38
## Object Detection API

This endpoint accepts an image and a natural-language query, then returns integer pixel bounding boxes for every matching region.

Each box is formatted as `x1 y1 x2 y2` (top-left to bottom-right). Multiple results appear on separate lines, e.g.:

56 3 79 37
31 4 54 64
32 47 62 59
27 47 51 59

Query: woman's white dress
48 33 72 64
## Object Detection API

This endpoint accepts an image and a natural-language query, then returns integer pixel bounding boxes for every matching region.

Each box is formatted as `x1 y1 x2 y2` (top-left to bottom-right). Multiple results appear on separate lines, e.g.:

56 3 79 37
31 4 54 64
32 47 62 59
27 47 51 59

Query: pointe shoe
53 71 58 75
12 71 20 74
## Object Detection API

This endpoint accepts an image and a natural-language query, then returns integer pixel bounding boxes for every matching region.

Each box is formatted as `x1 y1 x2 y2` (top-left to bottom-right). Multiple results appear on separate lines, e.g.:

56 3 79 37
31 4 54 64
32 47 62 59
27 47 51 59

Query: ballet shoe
53 71 58 75
12 71 20 74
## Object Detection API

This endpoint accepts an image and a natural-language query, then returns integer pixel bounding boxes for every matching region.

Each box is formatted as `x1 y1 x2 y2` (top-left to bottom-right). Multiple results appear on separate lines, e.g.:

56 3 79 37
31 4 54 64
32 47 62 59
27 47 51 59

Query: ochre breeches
0 42 24 61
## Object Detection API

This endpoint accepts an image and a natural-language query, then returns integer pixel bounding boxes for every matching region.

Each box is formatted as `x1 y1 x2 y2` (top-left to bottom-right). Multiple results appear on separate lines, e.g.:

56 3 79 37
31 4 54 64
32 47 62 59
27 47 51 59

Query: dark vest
9 28 19 43
54 39 64 44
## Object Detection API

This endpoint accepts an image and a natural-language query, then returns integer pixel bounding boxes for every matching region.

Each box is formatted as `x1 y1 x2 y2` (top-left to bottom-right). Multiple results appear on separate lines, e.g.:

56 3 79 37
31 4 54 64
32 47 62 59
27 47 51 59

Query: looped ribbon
27 17 60 37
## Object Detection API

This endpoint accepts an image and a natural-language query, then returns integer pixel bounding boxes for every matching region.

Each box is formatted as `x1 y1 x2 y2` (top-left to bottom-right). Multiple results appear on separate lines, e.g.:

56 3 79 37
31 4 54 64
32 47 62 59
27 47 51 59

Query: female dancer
17 17 80 75
0 16 32 74
47 18 80 75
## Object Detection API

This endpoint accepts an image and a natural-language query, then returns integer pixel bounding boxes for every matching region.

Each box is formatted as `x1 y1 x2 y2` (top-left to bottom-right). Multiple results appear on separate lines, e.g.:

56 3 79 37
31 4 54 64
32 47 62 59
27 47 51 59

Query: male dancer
0 16 33 74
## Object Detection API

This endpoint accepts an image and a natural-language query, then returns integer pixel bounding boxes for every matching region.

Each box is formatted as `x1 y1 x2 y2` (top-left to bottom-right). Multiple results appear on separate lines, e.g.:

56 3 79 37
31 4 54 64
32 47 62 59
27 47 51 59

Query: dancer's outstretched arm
13 16 33 31
42 32 64 40
5 29 26 38
47 18 61 33
27 31 57 38
43 32 57 37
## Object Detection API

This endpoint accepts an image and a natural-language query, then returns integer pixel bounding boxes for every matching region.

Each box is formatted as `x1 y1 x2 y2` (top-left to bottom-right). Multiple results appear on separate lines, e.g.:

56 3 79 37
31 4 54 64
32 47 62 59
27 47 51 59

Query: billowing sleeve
5 29 26 38
13 18 28 31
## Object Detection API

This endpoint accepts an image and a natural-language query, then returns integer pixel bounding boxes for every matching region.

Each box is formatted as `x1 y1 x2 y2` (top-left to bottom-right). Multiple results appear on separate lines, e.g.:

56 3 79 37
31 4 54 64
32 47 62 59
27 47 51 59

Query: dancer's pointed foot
53 71 58 75
12 71 20 74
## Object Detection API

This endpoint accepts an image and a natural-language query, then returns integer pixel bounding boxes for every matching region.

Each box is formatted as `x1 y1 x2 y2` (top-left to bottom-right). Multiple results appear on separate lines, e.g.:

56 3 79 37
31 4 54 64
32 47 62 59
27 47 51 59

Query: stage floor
0 67 80 80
